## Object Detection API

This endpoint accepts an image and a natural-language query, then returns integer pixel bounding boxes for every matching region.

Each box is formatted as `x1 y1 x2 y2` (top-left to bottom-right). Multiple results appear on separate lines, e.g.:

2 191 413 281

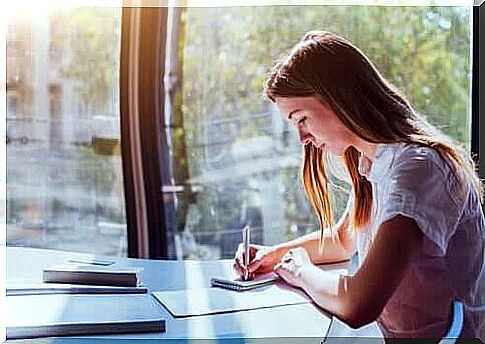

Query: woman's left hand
274 247 313 288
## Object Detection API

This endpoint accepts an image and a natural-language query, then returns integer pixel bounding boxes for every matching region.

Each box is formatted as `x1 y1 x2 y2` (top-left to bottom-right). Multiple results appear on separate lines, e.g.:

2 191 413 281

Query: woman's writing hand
233 244 284 280
274 247 313 288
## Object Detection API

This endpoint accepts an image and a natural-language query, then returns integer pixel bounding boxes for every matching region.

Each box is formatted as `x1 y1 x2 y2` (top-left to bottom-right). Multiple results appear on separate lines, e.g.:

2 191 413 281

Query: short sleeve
380 146 464 256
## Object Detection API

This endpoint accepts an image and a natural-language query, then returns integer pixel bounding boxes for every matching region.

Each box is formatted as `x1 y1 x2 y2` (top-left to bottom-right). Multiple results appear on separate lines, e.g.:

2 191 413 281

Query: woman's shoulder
391 142 451 176
386 142 464 194
389 142 468 204
395 142 442 161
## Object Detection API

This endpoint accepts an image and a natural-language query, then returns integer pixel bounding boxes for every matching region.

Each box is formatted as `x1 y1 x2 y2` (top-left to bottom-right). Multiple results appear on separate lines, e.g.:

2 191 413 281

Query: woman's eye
298 117 306 125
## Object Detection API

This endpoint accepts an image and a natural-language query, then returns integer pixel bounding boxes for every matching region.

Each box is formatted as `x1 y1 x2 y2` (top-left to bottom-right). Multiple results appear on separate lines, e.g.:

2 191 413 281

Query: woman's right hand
233 243 285 280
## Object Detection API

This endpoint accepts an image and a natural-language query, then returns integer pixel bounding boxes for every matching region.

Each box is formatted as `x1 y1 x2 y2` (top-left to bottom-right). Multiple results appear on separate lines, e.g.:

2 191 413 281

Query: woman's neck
353 138 380 162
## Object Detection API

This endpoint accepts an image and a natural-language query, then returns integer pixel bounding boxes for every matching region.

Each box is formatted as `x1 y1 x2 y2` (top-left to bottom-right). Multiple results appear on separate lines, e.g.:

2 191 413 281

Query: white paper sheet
152 283 312 318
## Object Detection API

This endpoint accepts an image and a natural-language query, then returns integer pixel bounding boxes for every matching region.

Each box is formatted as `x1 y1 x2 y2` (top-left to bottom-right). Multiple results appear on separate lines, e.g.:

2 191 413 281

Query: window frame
472 4 483 182
120 6 175 259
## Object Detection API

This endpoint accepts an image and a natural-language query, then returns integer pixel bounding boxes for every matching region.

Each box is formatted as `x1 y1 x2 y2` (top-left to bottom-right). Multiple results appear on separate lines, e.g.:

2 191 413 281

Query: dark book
6 293 165 339
43 264 140 287
7 282 147 296
7 318 165 339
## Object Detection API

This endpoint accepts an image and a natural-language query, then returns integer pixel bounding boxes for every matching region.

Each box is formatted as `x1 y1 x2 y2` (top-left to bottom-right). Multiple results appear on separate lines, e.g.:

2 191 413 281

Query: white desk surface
6 246 382 341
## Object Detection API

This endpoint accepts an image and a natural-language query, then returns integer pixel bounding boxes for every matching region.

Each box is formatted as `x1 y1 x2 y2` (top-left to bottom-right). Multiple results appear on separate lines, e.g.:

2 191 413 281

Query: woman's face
276 96 355 156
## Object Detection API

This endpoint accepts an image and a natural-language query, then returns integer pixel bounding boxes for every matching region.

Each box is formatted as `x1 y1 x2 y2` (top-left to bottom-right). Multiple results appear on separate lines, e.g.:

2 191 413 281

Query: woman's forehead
276 96 329 112
276 96 317 108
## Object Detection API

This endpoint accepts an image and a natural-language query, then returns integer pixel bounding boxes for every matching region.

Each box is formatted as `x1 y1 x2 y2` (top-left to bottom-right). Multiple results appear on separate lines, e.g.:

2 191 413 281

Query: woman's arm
289 214 423 328
275 207 356 265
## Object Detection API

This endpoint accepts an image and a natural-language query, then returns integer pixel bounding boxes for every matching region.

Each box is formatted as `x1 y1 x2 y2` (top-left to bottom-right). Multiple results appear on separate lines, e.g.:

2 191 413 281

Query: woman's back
357 142 484 339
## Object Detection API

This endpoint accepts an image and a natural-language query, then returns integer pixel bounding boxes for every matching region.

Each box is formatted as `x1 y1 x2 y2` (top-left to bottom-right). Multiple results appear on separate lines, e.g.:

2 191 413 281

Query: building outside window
6 5 127 256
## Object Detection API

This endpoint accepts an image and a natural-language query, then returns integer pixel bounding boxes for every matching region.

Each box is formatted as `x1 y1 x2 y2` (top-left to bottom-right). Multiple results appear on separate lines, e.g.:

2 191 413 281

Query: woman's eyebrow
288 109 302 120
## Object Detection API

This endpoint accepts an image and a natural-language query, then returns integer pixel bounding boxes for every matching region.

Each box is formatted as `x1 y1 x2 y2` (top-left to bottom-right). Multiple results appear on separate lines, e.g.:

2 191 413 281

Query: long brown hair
263 31 481 246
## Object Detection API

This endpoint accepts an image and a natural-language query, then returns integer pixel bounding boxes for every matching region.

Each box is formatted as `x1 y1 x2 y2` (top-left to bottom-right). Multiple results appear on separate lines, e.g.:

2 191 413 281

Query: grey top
357 142 484 339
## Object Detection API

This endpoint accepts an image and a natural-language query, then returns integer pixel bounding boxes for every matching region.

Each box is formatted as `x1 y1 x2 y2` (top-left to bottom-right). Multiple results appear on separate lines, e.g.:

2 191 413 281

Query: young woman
233 31 484 340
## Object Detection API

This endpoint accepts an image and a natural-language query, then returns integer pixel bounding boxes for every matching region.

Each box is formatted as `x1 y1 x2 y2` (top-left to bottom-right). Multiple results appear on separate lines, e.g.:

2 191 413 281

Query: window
164 5 472 259
6 3 474 260
6 5 127 256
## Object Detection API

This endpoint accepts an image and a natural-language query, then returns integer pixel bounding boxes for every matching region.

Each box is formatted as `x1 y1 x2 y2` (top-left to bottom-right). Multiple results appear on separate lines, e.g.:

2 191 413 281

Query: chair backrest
439 300 464 344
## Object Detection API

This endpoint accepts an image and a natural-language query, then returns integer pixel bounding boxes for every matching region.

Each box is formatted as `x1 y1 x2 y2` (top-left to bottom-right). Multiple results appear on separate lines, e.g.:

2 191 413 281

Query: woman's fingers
248 249 266 273
235 243 246 266
233 261 244 276
234 243 256 276
233 243 244 276
274 261 291 281
234 243 270 278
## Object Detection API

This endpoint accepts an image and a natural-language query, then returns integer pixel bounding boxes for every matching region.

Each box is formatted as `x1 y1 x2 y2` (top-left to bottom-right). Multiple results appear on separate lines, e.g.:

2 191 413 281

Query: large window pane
169 5 471 259
6 6 127 256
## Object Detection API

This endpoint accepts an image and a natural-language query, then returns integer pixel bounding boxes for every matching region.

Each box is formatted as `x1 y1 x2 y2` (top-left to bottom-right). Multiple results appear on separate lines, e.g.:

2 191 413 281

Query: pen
67 258 114 266
242 225 251 281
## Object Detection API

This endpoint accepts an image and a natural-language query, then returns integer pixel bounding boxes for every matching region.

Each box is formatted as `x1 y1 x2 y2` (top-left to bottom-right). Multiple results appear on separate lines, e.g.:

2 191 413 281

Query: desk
6 247 382 342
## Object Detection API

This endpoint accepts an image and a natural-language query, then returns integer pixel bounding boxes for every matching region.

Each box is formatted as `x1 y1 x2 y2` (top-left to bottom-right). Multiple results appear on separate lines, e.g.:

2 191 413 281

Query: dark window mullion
471 6 480 172
120 6 173 259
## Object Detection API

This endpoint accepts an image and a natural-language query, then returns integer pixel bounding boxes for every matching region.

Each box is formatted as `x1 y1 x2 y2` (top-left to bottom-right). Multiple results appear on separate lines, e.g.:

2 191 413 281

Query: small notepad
210 272 280 291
